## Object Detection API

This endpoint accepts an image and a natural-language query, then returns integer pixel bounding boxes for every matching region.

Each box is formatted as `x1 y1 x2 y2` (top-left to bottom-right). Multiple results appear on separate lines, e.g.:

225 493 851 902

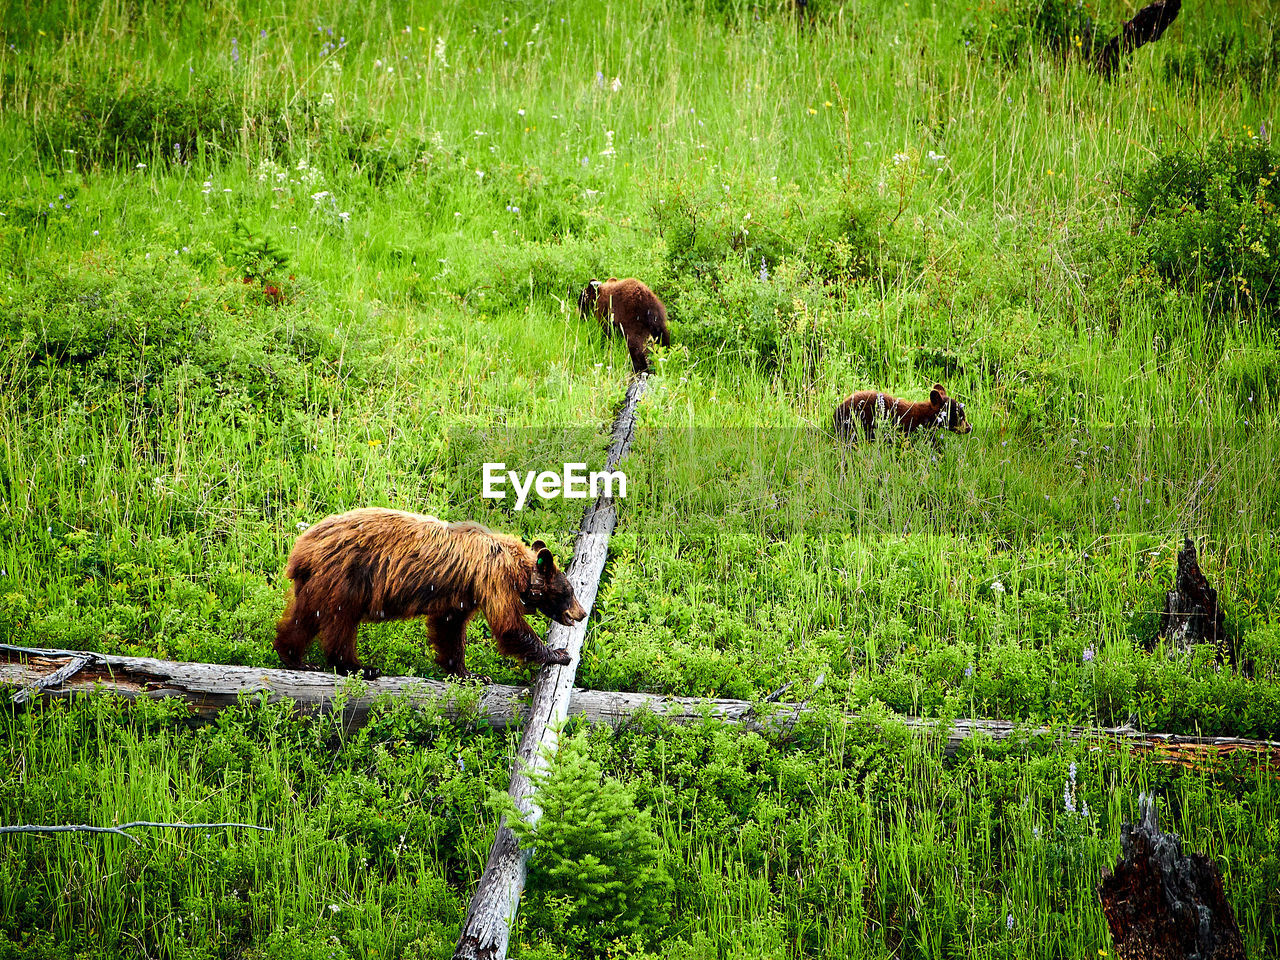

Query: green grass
2 0 1279 956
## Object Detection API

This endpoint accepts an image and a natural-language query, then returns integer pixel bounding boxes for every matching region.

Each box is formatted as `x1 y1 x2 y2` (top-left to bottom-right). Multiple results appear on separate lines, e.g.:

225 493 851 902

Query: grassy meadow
2 0 1280 956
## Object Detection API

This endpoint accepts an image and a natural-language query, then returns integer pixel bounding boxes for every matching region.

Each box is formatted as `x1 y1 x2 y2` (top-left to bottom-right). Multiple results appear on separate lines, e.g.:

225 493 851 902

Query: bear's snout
557 599 588 625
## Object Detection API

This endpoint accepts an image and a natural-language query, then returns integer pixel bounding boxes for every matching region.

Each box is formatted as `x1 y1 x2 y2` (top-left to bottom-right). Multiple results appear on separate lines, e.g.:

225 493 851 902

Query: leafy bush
961 0 1106 64
509 733 673 949
1165 31 1280 90
0 255 355 416
1123 136 1280 326
651 181 886 285
36 79 248 169
31 78 410 180
333 118 426 186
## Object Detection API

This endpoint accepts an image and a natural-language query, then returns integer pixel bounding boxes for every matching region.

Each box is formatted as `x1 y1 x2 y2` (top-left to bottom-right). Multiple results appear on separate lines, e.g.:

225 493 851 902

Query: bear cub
578 277 671 374
833 383 971 442
274 508 587 679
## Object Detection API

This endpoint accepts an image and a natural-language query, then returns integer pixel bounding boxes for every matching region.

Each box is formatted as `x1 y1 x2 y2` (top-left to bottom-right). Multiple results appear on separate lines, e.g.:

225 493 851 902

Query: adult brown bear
274 508 586 678
578 277 671 373
833 383 971 442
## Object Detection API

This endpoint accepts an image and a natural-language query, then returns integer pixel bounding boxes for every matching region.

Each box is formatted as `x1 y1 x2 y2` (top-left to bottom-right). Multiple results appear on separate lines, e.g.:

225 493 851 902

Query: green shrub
1123 136 1280 327
36 79 247 170
0 255 355 417
961 0 1106 64
31 78 402 177
332 118 425 186
1165 31 1280 90
651 180 886 286
509 733 673 949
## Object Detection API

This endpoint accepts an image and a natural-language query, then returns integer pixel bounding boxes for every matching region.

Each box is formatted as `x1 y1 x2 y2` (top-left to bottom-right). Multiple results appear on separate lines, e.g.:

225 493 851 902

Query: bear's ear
608 276 618 282
536 548 557 574
531 539 547 554
930 384 947 405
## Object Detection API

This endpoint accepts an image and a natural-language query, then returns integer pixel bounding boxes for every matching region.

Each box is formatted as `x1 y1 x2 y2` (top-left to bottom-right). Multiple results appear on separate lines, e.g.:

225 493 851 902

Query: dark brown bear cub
578 277 671 373
274 508 587 678
833 383 971 442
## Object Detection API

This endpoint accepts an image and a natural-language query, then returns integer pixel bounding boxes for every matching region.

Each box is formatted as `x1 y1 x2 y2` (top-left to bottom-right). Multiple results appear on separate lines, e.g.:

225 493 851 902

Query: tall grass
1 0 1279 956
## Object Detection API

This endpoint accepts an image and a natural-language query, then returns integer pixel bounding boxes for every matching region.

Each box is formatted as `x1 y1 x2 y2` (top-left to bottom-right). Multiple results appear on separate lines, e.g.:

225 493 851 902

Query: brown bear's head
577 279 602 318
930 384 972 434
947 398 971 434
524 540 587 626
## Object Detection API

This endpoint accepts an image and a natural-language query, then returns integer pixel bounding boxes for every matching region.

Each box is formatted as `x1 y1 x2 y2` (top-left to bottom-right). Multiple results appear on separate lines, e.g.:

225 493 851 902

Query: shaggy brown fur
274 508 587 678
833 383 972 442
578 277 671 373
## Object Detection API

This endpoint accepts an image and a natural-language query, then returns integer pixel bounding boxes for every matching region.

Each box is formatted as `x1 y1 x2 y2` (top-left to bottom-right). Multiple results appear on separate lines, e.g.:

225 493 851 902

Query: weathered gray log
1098 795 1246 959
453 374 648 960
5 643 1280 763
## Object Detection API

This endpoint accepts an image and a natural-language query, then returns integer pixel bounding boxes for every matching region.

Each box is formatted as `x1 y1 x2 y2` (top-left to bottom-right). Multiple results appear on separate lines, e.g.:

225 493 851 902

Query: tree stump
1094 0 1182 77
1098 797 1246 960
1160 538 1226 659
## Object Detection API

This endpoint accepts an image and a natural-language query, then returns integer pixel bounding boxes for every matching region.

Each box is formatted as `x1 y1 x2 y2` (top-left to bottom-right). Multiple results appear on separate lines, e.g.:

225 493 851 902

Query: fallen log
453 375 648 960
4 643 1279 764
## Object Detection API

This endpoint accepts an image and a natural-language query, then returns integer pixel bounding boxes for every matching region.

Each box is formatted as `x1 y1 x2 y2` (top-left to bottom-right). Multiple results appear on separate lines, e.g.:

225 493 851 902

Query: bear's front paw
546 649 572 667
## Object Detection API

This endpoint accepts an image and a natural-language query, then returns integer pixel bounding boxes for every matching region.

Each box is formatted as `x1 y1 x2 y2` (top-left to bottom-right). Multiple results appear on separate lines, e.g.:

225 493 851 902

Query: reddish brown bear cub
833 383 972 442
578 277 671 373
274 508 587 678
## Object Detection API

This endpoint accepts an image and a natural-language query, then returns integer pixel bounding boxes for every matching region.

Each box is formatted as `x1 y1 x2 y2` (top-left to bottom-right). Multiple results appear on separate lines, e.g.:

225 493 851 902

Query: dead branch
454 375 649 960
0 821 274 845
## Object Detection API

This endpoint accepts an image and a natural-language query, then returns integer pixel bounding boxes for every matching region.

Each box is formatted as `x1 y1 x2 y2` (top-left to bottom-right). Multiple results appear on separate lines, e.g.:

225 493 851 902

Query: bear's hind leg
428 611 477 678
274 594 321 668
318 612 364 676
